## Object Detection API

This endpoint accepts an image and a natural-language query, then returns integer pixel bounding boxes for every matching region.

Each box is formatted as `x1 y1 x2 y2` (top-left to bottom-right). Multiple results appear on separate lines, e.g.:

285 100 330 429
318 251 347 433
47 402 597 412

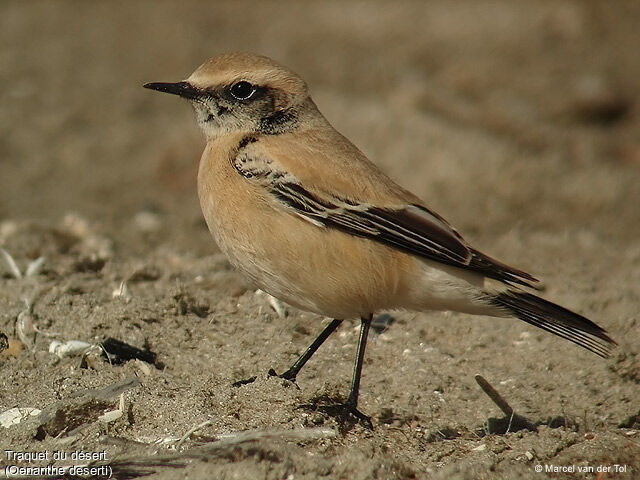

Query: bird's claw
268 368 300 388
298 398 373 430
325 402 373 430
231 375 257 387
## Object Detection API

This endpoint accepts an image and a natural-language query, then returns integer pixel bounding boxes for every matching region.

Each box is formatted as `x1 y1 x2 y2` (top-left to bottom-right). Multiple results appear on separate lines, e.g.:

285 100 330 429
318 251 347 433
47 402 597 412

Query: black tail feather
490 291 616 358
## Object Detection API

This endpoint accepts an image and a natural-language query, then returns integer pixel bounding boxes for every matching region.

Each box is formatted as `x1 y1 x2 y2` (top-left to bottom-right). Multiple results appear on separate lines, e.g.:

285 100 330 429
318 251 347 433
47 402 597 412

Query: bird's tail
489 290 616 358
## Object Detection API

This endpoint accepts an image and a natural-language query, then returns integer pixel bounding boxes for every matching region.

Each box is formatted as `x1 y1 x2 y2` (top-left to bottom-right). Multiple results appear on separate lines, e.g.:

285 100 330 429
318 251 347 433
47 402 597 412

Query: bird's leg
340 314 373 428
307 314 374 429
233 318 342 387
270 318 343 382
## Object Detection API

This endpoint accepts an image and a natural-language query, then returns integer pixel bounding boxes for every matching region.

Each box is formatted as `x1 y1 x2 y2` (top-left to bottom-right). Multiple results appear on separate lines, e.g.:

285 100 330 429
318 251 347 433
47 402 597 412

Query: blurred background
1 3 639 478
1 1 638 252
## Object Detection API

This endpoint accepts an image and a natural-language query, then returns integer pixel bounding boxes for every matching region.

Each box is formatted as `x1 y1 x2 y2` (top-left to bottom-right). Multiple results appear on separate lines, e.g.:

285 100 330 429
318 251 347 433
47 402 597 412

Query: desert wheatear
145 53 615 427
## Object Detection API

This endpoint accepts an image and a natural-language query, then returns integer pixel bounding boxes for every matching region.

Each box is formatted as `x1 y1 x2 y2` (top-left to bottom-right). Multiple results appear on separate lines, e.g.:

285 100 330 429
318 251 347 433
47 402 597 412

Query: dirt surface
1 1 639 479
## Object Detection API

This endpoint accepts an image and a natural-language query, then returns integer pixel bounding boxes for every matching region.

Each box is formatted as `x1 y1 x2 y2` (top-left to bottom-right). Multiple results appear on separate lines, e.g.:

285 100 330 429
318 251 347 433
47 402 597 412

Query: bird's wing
232 134 538 288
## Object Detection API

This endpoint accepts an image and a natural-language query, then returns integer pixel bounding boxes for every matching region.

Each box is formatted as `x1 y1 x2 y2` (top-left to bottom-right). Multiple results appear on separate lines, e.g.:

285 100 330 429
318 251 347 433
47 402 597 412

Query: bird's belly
197 141 485 319
200 188 409 319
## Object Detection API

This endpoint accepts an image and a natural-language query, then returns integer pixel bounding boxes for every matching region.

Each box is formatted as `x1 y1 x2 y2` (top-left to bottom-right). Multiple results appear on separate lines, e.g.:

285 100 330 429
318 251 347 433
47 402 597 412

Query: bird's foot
268 368 301 389
231 375 257 387
321 402 373 430
299 396 373 430
232 368 299 388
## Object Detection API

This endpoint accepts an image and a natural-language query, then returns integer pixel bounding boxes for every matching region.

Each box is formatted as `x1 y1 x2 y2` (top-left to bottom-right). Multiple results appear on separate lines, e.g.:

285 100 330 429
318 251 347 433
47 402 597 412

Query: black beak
143 81 202 100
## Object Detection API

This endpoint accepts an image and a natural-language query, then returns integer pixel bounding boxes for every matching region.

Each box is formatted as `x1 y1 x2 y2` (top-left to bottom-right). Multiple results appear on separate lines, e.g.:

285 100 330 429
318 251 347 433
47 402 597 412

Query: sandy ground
1 1 639 479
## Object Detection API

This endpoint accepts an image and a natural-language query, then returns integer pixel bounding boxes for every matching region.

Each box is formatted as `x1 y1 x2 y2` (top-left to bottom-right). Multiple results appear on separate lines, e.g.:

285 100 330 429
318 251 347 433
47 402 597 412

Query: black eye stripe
229 81 256 100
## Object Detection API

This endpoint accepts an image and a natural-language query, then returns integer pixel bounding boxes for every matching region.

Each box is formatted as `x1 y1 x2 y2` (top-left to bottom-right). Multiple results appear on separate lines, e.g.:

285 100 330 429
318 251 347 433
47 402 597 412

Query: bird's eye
229 81 256 100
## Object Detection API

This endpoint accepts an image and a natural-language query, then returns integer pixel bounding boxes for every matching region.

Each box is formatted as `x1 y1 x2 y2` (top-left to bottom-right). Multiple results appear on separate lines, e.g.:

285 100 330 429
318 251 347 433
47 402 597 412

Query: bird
144 52 616 427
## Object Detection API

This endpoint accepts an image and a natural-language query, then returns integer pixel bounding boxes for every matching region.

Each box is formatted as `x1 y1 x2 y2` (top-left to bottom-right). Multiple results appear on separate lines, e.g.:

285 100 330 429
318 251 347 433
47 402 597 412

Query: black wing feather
491 291 616 357
271 180 537 287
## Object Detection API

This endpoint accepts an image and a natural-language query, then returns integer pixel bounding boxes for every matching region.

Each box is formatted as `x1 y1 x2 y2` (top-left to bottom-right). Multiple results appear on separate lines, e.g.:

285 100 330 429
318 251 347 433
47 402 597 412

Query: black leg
341 314 373 427
305 314 374 429
237 314 376 429
234 318 342 388
346 314 373 408
273 318 343 382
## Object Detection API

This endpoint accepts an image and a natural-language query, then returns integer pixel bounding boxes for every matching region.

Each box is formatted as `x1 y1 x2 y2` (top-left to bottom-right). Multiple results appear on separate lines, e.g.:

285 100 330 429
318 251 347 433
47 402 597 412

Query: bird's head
144 52 310 139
